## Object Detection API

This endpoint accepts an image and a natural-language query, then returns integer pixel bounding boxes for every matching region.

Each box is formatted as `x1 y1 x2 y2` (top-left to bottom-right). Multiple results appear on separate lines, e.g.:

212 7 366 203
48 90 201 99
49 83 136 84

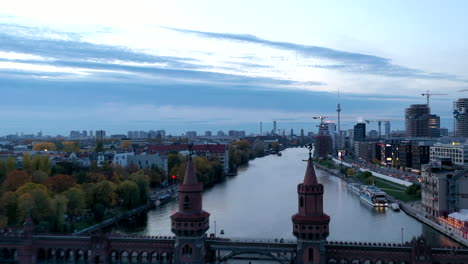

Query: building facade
454 98 468 137
430 142 468 166
405 104 430 137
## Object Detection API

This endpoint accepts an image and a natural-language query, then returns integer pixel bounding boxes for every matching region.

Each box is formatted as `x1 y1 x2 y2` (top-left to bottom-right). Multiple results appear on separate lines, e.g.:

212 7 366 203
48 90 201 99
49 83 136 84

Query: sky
1 0 468 136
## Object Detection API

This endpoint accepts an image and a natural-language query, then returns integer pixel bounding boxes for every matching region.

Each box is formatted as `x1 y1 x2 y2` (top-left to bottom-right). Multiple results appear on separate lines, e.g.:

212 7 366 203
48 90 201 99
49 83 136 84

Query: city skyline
1 1 468 135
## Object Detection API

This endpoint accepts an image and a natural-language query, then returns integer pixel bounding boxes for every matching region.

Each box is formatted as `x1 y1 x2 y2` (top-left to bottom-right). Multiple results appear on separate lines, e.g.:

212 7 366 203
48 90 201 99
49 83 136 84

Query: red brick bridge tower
292 147 330 264
171 150 210 264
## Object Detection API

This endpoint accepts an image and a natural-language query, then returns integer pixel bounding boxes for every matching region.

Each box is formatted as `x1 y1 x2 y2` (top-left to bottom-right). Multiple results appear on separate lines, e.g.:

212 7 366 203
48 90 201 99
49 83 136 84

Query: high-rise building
384 121 391 136
273 120 277 135
368 130 378 138
440 128 449 137
89 130 94 138
82 130 88 138
70 131 80 138
205 131 212 137
454 98 468 137
429 114 441 138
405 104 430 137
353 123 366 142
186 131 197 139
217 130 225 137
300 128 304 137
95 130 106 139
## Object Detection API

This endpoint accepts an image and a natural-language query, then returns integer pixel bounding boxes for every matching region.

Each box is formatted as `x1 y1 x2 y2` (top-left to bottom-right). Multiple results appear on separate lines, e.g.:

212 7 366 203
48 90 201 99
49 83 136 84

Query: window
308 248 314 262
300 197 304 208
184 196 191 210
182 244 192 257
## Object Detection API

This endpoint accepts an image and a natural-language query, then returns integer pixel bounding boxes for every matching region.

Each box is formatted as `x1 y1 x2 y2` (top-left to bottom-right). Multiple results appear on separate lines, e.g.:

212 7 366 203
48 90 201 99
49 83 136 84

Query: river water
114 148 460 248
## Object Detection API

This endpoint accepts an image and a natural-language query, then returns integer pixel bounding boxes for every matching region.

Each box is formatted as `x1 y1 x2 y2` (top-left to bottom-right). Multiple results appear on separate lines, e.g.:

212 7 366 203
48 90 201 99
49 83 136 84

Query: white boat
359 185 388 207
390 203 400 212
347 183 362 196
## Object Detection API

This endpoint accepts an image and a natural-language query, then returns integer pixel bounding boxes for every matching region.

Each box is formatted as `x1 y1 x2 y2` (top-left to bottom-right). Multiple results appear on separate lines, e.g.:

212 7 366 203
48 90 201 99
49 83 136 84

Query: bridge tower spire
171 146 210 264
292 147 330 264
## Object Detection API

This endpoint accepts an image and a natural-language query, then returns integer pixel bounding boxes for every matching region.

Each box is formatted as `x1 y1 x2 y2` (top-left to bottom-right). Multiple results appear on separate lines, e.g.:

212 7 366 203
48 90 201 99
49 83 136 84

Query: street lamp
401 227 404 244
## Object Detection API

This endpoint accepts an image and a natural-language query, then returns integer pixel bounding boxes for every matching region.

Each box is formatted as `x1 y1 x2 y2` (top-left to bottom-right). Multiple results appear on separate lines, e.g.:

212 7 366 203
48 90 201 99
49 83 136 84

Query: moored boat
359 185 388 207
347 183 362 196
390 203 400 212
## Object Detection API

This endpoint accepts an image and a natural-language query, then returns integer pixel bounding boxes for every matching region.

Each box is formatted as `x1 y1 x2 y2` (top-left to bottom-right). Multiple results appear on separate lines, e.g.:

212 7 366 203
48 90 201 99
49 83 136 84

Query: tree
129 172 150 205
17 188 54 224
63 187 86 216
346 168 356 177
120 140 132 150
62 141 80 153
22 152 32 173
95 141 104 153
168 153 184 173
39 155 51 175
6 156 16 174
32 170 48 184
117 180 140 209
89 181 116 208
0 192 18 224
32 142 57 151
32 155 41 171
2 170 31 192
51 194 68 232
0 159 6 184
46 174 76 193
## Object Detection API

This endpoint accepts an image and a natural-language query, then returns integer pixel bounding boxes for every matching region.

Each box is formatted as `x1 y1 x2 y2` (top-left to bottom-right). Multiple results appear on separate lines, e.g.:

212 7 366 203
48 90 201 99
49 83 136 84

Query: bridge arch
218 251 289 264
339 259 349 264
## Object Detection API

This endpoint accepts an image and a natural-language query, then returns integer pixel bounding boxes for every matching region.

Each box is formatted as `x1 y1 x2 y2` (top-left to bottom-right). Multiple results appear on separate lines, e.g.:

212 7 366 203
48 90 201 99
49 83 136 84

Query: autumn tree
117 180 140 209
120 140 132 150
33 142 57 151
23 152 32 173
88 181 116 208
51 195 68 232
3 170 31 192
17 188 54 225
46 174 76 193
62 141 80 153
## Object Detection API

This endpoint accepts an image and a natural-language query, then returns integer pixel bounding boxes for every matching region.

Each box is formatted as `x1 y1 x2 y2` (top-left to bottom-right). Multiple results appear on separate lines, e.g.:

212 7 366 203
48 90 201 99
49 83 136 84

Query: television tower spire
337 89 341 134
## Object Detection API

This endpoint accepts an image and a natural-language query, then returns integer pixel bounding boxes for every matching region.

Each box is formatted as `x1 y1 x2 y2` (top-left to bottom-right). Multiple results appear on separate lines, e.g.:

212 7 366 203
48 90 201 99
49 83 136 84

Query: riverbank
314 162 468 248
400 202 468 248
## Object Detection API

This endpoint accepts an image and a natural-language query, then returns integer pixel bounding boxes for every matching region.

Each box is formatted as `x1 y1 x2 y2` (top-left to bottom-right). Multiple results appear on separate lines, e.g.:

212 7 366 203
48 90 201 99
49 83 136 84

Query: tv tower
337 89 341 134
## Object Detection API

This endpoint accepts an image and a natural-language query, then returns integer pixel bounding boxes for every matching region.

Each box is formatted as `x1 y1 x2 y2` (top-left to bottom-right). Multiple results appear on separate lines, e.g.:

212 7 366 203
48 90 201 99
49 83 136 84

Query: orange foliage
3 170 31 192
33 142 57 151
46 174 76 193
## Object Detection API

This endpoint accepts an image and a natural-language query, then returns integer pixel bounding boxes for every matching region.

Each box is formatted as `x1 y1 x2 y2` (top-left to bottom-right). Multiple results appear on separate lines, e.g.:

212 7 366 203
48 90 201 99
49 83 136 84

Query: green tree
89 181 116 208
22 152 32 173
32 170 49 184
0 159 6 184
129 172 150 205
63 187 86 216
39 155 51 175
0 192 18 224
17 188 54 224
32 155 41 171
117 180 140 209
51 195 68 232
168 153 184 174
95 140 104 153
6 156 16 174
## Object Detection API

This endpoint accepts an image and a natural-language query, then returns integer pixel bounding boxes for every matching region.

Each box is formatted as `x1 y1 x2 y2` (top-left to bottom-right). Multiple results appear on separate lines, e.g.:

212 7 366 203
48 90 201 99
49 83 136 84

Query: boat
390 203 400 212
347 183 362 196
158 193 173 205
359 185 388 207
277 152 282 156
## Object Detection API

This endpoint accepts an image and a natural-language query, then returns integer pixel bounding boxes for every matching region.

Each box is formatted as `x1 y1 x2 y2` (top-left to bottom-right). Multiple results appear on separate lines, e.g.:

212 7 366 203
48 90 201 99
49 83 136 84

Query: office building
429 114 441 138
384 121 391 136
353 123 366 142
430 142 468 166
405 104 430 137
454 98 468 137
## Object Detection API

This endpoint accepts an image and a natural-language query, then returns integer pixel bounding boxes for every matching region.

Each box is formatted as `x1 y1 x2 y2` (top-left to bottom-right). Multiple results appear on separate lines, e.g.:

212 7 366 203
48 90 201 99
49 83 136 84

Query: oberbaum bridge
0 148 468 264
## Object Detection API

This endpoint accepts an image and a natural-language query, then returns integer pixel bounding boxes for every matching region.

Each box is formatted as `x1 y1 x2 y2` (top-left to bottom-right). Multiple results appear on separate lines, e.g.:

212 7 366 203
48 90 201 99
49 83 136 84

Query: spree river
114 148 460 248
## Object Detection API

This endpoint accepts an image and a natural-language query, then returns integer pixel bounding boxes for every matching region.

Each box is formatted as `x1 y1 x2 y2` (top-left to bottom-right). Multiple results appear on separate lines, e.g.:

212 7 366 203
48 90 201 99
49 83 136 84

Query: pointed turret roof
303 157 318 185
183 156 198 185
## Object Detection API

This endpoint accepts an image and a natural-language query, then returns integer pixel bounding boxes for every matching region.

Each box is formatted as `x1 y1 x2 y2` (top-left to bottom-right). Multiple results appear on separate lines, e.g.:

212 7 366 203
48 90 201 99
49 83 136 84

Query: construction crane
313 116 328 135
421 90 448 106
364 120 389 138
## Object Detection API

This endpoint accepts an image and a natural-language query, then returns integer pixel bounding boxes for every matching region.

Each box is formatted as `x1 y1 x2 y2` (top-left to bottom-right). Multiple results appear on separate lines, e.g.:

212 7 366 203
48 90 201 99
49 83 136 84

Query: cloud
163 26 465 81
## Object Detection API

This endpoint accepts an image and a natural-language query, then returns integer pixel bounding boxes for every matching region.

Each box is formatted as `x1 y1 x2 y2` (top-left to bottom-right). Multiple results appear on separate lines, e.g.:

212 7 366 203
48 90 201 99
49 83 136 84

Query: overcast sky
1 0 467 136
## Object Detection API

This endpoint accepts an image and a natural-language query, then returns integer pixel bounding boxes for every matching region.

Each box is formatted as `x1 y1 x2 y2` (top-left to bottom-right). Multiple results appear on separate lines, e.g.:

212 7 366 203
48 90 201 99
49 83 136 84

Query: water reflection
113 148 461 248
